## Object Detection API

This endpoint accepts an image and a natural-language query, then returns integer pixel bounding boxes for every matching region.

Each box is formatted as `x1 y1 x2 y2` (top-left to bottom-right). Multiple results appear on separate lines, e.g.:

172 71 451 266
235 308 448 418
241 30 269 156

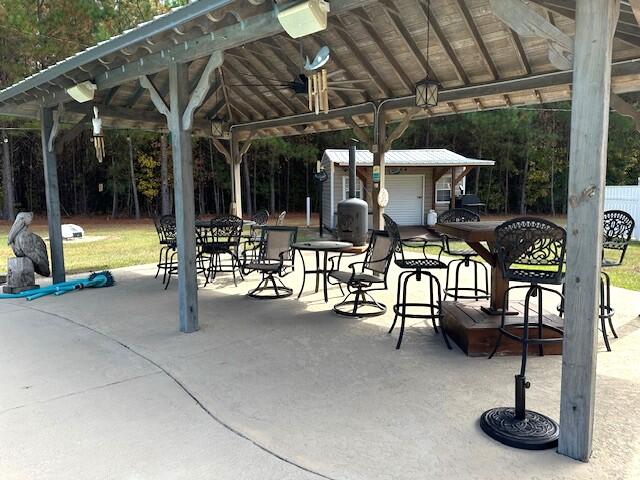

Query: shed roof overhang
1 0 640 139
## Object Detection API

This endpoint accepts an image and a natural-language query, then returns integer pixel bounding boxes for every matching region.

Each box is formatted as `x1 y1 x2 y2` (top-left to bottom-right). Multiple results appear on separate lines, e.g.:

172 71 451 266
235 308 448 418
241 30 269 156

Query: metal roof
323 148 494 167
1 0 640 139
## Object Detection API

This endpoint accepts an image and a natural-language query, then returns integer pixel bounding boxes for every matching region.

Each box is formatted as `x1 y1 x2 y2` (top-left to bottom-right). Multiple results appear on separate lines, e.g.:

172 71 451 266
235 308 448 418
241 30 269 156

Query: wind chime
91 106 105 163
308 68 329 115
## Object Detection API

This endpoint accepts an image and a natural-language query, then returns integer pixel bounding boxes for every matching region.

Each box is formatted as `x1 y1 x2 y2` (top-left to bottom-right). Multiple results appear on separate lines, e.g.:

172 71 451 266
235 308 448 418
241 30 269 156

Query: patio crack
21 304 340 480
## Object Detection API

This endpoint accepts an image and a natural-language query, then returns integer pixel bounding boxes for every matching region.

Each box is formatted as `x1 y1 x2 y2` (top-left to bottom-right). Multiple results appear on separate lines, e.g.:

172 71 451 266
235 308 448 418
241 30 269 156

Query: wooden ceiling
2 0 640 139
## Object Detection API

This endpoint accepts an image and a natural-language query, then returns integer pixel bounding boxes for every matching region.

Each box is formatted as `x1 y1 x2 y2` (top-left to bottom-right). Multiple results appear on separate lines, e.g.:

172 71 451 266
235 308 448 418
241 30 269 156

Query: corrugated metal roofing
323 149 494 167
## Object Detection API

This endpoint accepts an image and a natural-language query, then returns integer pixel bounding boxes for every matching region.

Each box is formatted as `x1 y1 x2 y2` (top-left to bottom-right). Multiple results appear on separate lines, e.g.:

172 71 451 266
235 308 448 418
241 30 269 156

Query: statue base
5 257 39 294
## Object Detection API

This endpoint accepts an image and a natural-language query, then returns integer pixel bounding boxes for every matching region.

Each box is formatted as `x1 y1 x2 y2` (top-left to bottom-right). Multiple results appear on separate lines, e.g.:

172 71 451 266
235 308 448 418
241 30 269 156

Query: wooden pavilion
0 0 637 461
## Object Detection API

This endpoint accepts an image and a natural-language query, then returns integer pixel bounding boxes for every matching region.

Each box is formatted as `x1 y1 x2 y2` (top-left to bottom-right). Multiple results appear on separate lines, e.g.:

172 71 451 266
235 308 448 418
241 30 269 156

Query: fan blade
330 86 367 92
326 68 345 79
233 72 293 83
330 79 370 85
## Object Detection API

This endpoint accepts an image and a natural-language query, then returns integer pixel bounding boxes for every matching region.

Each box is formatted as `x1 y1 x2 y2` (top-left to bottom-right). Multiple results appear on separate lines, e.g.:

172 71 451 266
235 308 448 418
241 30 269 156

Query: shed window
436 175 452 203
342 176 364 200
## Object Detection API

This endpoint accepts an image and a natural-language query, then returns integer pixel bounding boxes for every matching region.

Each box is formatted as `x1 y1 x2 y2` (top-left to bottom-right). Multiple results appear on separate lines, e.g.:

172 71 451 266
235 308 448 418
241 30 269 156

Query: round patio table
292 241 353 303
195 219 255 228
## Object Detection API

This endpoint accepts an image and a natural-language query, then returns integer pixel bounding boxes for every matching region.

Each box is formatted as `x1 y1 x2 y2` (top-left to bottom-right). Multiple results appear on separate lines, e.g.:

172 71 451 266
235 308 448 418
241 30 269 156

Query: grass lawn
1 218 639 291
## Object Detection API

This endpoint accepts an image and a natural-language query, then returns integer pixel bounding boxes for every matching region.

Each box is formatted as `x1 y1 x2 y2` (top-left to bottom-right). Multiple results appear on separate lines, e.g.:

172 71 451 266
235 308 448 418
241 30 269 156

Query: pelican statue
7 212 50 277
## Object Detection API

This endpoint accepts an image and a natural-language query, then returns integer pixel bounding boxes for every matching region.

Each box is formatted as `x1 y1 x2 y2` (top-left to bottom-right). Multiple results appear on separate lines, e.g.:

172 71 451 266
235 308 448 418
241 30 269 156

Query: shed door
385 175 424 225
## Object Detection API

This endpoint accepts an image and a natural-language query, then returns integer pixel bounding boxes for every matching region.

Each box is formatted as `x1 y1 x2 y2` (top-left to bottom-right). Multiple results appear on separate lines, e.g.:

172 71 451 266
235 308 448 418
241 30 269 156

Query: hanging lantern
415 78 440 108
211 119 227 138
416 0 440 109
91 106 105 163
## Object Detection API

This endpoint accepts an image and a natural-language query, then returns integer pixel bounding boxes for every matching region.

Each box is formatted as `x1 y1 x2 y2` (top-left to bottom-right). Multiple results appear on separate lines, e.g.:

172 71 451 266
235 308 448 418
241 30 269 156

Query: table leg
315 251 320 293
297 251 307 299
323 251 329 303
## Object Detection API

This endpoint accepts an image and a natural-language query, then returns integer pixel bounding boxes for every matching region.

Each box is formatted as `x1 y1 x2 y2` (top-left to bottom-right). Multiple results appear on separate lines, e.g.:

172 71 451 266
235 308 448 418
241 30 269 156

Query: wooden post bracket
54 114 90 155
344 116 373 146
384 107 420 152
46 103 64 153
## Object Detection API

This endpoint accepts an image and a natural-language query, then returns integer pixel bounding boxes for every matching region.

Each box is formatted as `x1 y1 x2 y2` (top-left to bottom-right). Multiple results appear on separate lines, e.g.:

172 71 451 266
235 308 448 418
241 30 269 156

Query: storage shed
320 148 494 226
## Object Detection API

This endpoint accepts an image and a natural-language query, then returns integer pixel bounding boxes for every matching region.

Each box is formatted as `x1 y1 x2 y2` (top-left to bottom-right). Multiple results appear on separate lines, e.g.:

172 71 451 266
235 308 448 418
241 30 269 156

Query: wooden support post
230 130 243 218
40 106 66 284
559 0 620 462
372 107 386 230
449 167 456 210
168 61 198 333
2 130 14 221
160 133 171 216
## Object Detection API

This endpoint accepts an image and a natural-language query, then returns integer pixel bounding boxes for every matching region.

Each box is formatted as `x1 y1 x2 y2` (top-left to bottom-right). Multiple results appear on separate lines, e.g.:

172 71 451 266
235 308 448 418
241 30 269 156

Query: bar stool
384 214 451 350
437 209 489 301
482 218 566 450
153 215 178 289
599 210 635 351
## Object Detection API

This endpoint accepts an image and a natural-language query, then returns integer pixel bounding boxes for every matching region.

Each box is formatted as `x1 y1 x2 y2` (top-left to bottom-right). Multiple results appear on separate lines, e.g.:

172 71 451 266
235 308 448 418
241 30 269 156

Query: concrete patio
1 254 639 480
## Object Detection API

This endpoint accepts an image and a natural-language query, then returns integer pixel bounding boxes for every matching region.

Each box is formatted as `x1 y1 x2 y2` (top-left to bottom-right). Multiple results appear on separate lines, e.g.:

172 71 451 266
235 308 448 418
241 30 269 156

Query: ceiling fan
228 46 369 98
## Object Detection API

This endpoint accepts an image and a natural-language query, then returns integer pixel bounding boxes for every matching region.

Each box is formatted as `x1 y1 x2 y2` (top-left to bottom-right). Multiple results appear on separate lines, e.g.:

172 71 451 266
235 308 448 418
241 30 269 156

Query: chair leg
454 260 464 301
156 246 165 279
434 275 451 350
520 287 535 377
600 277 612 352
396 273 412 350
603 271 617 339
389 270 408 334
429 273 438 333
536 286 544 357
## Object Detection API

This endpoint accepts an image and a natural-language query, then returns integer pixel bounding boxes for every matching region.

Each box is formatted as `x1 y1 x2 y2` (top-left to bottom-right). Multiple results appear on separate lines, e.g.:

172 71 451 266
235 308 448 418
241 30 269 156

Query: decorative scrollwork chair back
157 215 177 245
200 215 243 247
495 217 566 285
602 210 635 265
253 209 270 226
437 208 479 254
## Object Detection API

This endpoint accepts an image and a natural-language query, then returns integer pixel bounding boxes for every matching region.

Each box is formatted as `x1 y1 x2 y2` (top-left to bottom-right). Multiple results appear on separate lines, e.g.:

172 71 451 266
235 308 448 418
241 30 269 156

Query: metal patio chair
328 230 396 317
437 208 490 301
242 226 298 299
384 214 451 350
197 214 244 286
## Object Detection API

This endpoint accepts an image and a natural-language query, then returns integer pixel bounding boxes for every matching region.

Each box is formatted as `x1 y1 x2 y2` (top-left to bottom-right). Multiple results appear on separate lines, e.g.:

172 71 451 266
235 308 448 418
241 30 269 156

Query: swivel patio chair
482 217 566 450
242 226 298 299
599 210 635 350
384 214 451 350
276 211 287 226
197 214 244 287
154 214 178 289
437 208 489 301
329 230 396 317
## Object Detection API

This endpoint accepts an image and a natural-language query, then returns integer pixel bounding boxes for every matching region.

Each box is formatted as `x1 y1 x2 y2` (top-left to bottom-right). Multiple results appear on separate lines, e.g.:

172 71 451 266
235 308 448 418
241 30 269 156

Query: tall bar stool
599 210 635 351
154 214 178 289
437 209 489 301
384 214 451 350
482 218 566 450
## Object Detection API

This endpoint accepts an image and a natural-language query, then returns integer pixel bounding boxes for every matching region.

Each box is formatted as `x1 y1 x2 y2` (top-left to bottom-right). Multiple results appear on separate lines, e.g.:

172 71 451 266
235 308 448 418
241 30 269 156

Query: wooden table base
442 300 564 357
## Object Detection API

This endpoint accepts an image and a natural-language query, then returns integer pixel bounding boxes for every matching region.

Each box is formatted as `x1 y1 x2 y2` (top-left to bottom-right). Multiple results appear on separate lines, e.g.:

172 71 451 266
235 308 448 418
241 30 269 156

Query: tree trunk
127 136 140 219
160 133 171 215
198 181 205 215
2 130 15 221
71 140 78 214
285 157 290 212
269 158 276 214
111 155 118 218
504 164 509 214
253 156 257 213
520 150 529 215
207 139 220 214
243 154 253 218
550 155 556 216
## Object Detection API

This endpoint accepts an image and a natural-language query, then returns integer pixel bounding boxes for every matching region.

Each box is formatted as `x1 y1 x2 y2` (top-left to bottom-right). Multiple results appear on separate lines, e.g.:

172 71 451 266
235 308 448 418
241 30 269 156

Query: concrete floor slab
1 254 639 479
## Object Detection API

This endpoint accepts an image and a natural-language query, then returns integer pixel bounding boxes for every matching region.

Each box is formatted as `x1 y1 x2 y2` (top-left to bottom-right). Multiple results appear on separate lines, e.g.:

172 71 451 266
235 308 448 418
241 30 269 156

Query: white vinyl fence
605 186 640 240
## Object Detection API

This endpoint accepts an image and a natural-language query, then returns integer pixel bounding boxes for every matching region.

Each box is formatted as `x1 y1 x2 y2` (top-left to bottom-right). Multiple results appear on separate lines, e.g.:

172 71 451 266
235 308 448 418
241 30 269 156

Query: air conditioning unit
277 0 330 38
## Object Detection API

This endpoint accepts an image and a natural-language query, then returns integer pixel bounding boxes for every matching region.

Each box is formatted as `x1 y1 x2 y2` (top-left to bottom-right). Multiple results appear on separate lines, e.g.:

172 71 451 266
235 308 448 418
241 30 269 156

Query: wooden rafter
454 0 500 80
333 17 393 98
223 60 288 118
344 116 373 145
416 0 470 85
353 8 415 93
509 29 532 75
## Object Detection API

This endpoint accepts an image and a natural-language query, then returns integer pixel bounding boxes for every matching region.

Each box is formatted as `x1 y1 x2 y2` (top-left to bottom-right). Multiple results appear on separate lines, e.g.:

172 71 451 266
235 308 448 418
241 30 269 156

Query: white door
385 175 424 225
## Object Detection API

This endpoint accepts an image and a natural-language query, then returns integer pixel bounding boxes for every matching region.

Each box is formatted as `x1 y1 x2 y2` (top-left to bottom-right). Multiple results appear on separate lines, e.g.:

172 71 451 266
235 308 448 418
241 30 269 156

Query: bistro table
292 240 353 302
433 221 510 315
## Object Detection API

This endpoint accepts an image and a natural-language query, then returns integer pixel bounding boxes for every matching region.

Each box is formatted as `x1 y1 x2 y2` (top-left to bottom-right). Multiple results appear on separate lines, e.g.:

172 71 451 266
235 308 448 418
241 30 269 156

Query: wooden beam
559 0 620 461
384 107 420 151
168 61 199 333
40 106 65 283
139 75 170 119
372 108 386 229
230 130 243 217
333 18 394 98
345 116 373 145
417 0 470 85
54 114 89 155
454 165 473 185
380 0 438 80
353 8 415 93
490 0 574 70
509 29 532 75
182 51 224 130
211 137 231 162
610 93 640 132
455 0 500 80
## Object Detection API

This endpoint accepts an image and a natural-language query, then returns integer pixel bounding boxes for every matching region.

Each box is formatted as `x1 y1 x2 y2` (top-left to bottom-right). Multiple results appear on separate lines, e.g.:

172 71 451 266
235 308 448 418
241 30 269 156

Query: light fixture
211 119 226 137
416 0 440 108
277 0 330 39
66 81 97 103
